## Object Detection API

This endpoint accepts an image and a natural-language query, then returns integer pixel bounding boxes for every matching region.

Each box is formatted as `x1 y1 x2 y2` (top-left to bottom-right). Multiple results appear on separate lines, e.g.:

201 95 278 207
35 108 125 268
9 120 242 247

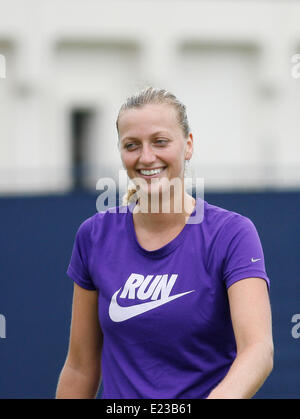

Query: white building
0 0 300 194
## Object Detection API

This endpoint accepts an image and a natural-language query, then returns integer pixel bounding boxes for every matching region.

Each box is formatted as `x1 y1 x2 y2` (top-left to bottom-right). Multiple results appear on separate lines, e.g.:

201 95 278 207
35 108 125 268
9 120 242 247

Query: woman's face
118 103 193 199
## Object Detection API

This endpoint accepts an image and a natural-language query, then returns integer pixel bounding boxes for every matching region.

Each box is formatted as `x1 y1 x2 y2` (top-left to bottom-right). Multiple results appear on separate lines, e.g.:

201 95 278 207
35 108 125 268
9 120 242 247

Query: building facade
0 0 300 194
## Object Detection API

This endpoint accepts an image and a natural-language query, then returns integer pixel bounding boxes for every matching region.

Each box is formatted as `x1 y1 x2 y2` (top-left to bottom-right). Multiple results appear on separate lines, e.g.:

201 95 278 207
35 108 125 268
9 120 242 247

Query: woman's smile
136 166 167 179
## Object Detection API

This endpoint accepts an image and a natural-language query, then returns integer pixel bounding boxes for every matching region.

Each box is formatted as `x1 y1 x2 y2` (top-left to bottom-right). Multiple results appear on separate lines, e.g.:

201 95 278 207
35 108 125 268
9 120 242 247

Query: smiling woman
116 88 193 210
56 87 273 400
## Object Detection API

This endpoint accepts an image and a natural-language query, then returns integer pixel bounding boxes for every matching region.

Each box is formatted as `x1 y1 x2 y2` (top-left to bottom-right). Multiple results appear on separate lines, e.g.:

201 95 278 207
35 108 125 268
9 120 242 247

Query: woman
56 87 273 399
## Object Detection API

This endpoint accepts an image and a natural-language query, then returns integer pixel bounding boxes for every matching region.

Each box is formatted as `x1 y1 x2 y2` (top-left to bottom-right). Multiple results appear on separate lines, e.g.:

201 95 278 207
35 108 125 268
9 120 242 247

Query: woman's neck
132 193 196 232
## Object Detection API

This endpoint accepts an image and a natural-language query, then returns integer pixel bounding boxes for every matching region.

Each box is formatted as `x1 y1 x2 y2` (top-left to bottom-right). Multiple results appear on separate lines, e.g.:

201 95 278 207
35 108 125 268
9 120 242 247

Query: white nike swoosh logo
109 288 195 322
251 258 261 262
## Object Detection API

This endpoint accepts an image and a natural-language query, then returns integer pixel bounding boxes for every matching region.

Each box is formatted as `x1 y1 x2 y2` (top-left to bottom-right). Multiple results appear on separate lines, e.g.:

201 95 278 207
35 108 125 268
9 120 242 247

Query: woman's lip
137 167 166 171
136 167 167 178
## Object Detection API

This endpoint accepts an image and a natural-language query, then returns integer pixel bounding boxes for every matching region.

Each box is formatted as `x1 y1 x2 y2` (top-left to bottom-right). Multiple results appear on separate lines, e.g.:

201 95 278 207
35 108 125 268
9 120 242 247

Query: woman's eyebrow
121 136 139 143
150 131 170 138
121 131 170 142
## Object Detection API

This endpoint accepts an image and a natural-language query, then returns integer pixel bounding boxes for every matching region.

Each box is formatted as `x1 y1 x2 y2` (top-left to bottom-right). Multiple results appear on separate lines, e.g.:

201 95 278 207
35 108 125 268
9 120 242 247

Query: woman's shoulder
202 199 255 234
76 203 129 237
201 200 265 269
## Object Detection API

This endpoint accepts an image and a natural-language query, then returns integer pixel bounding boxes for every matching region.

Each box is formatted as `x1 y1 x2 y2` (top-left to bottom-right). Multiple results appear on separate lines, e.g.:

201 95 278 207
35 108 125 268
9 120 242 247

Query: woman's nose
139 144 156 165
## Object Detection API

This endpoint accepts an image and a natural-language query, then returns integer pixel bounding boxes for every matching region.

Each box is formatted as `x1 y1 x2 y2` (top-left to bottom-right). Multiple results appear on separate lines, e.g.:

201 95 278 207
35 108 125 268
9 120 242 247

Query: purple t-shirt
67 198 270 399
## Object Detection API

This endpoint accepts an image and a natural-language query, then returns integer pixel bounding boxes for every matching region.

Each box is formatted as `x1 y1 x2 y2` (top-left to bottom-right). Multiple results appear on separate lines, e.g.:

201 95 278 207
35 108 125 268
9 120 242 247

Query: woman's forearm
207 341 274 399
56 362 101 399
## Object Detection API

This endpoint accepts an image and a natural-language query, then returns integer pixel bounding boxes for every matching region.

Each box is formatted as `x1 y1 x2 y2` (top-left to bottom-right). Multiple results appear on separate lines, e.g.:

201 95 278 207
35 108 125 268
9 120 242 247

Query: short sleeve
220 215 270 291
67 218 97 291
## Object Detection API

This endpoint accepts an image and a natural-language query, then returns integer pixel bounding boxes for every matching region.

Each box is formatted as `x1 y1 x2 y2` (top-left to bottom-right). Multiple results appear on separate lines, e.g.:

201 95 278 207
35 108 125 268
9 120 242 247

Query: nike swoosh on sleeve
109 288 195 322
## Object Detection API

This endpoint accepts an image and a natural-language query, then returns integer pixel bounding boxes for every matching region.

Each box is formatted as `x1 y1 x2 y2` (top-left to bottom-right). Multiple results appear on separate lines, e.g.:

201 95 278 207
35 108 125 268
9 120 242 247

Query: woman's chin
138 184 175 207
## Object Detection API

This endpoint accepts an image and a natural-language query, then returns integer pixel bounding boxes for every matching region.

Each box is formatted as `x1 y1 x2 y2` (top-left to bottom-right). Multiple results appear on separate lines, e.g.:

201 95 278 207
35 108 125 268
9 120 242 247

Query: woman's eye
155 139 168 145
125 143 138 150
124 139 168 150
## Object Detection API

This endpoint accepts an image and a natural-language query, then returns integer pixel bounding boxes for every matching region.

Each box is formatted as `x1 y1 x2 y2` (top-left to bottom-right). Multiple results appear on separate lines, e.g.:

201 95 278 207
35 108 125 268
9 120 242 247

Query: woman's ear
185 133 194 161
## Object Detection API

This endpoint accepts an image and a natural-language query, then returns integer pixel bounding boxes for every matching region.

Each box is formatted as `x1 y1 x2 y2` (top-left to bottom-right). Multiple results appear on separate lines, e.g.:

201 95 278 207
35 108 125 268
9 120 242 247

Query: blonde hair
116 87 191 205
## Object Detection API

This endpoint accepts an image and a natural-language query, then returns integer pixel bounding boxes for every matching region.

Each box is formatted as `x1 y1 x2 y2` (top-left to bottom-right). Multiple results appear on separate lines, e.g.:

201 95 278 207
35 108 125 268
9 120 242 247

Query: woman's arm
56 283 103 399
207 277 274 399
